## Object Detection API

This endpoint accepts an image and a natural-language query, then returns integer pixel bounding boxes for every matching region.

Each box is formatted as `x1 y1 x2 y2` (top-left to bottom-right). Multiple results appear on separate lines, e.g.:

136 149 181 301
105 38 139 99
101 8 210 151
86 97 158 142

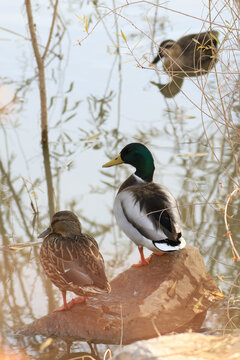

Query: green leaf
55 119 62 127
63 132 72 141
192 38 200 44
48 96 56 109
71 100 82 111
210 32 220 44
64 113 77 122
66 82 74 93
62 97 68 114
121 30 127 43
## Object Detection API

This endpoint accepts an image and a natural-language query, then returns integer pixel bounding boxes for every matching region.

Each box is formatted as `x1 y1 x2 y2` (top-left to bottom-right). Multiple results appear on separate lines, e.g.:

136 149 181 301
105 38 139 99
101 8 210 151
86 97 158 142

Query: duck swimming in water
103 143 186 267
39 210 111 312
150 31 219 76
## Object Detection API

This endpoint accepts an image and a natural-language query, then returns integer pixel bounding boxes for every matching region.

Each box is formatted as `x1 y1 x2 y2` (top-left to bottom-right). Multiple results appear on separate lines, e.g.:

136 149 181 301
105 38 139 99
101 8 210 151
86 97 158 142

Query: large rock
19 245 220 344
112 333 240 360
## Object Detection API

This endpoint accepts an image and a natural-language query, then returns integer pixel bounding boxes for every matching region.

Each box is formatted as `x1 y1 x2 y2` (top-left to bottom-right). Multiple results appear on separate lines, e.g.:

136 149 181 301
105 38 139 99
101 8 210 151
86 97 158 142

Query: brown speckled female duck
151 31 219 76
39 210 110 312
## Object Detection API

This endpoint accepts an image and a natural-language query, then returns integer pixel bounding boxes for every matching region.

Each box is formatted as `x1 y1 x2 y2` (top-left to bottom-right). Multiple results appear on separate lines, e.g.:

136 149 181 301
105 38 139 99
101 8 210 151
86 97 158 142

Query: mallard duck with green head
103 143 186 267
39 210 111 312
150 31 219 76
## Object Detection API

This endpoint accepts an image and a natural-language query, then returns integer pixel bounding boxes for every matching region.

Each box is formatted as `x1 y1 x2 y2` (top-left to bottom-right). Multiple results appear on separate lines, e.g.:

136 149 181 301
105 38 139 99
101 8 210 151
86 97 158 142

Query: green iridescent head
103 143 155 182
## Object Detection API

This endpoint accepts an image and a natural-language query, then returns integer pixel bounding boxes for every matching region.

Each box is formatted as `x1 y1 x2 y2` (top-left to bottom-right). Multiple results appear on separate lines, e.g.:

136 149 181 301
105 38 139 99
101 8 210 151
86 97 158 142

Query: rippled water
0 0 240 358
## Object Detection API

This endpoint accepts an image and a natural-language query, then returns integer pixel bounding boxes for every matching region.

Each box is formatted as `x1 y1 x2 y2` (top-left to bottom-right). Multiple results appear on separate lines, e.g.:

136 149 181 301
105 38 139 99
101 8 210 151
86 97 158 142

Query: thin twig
224 187 240 261
42 0 59 60
0 25 59 56
120 304 123 349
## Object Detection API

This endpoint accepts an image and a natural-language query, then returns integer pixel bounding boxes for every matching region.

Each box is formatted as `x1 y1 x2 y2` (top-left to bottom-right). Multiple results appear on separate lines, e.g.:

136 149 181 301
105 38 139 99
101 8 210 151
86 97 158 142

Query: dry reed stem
103 349 112 360
224 187 240 261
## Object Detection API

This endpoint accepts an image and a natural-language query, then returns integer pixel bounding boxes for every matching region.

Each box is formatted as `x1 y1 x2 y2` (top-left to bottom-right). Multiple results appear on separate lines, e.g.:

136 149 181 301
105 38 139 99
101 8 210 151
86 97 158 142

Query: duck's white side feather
114 178 185 252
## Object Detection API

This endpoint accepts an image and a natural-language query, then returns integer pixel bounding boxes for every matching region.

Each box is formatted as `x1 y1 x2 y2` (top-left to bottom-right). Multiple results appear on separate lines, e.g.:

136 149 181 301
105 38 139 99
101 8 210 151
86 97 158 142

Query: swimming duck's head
150 39 176 65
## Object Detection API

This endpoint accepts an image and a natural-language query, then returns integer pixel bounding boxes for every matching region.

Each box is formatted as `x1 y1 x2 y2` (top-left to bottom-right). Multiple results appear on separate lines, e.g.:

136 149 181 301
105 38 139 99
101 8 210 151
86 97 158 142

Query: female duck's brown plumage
39 210 110 312
151 31 219 76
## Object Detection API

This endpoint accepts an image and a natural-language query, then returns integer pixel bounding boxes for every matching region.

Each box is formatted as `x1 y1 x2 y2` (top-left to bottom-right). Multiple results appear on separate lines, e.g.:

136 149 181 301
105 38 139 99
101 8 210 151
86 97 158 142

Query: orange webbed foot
53 304 69 312
66 296 88 310
131 246 152 267
54 292 87 312
131 256 151 267
131 251 165 267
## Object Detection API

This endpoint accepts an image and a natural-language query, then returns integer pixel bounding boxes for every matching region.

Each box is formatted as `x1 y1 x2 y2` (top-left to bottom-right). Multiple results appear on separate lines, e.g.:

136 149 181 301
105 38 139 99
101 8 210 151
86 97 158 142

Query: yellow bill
102 154 124 168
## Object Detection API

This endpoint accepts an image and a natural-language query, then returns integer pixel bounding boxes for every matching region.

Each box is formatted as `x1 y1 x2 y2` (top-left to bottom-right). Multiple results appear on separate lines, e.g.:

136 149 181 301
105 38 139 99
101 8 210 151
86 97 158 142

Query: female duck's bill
38 228 51 238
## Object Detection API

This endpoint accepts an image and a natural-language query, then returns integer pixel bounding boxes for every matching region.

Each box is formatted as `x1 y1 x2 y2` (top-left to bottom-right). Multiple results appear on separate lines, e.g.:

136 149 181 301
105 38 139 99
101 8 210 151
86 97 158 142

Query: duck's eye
163 43 173 49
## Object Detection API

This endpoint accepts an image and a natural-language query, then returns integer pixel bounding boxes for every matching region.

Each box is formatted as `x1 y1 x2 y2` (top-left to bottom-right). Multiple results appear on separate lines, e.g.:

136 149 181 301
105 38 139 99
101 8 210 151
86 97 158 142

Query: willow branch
42 0 59 60
25 0 48 138
25 0 55 218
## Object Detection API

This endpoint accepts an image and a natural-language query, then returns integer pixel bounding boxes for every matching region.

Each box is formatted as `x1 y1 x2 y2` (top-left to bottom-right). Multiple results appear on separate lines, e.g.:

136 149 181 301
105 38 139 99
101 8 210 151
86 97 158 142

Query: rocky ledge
19 245 220 344
112 332 240 360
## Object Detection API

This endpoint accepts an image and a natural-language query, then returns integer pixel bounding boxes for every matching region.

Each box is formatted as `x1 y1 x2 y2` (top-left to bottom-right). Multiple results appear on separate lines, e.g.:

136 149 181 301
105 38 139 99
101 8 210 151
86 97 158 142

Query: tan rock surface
112 332 240 360
19 245 220 344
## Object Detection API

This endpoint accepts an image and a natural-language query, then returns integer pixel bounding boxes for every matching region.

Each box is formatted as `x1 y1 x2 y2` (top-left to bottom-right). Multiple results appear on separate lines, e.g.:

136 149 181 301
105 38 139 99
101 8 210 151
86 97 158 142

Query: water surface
0 0 239 358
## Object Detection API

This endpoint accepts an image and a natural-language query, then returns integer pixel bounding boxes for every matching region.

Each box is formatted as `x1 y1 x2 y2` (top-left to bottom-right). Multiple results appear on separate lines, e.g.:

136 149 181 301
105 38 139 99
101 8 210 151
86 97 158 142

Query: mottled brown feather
39 211 111 297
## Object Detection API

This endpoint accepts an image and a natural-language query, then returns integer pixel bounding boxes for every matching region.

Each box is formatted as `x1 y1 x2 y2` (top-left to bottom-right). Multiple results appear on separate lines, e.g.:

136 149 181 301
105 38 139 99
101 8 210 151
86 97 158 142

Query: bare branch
25 0 55 218
42 0 59 60
224 187 240 261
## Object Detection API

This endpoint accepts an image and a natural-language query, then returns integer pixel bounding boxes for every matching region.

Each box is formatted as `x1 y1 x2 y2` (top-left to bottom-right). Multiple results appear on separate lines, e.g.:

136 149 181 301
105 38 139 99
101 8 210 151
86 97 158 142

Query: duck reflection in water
38 210 111 312
150 31 219 97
